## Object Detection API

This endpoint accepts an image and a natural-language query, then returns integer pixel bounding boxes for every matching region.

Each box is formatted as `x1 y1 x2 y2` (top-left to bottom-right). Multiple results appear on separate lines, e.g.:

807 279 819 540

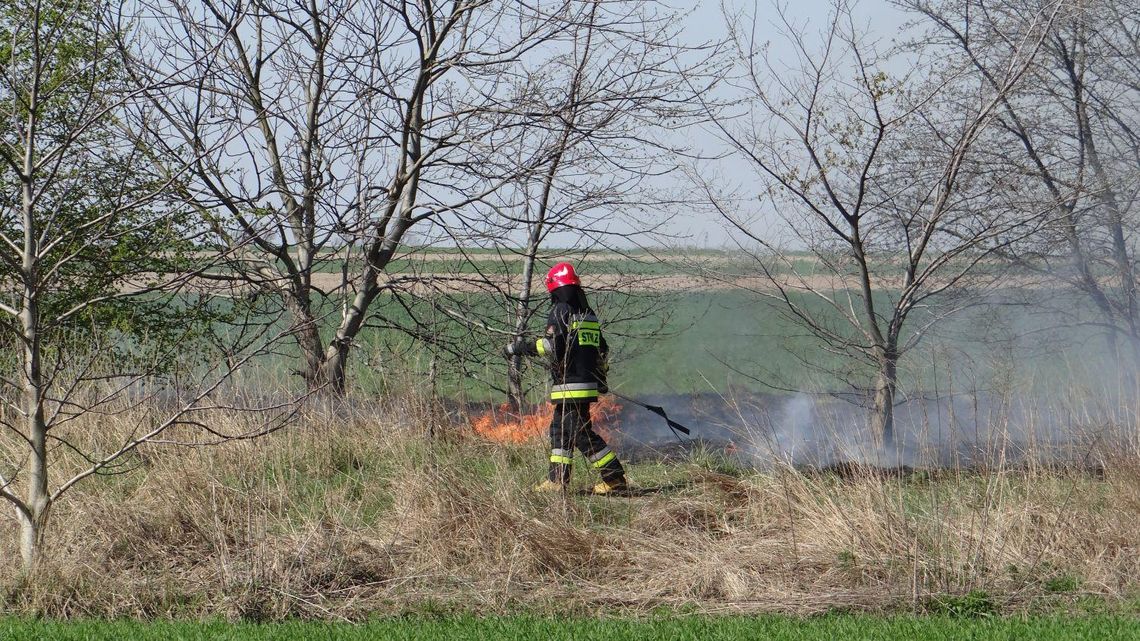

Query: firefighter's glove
596 359 610 394
503 340 524 358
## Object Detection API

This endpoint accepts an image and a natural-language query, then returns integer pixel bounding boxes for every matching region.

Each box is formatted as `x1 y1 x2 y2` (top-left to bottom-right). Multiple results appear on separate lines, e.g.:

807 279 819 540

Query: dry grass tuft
1 392 1138 620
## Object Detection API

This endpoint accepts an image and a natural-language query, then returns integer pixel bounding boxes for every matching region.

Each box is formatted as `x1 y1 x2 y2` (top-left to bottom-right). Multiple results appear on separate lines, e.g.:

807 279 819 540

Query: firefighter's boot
533 479 565 493
590 477 629 495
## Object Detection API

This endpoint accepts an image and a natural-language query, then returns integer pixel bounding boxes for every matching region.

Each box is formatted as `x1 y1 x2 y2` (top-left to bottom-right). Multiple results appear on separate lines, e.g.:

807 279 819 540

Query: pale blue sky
662 1 914 248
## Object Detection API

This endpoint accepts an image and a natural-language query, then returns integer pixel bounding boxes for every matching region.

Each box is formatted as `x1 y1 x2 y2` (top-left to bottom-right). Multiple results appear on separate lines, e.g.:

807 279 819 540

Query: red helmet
545 262 580 292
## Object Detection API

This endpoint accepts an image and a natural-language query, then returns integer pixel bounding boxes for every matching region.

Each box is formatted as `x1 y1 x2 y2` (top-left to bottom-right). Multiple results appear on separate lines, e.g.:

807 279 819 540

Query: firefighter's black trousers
548 401 625 484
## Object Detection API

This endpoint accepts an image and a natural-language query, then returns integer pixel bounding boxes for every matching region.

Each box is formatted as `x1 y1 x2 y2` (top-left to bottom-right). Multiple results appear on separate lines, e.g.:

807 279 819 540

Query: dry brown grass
1 393 1139 620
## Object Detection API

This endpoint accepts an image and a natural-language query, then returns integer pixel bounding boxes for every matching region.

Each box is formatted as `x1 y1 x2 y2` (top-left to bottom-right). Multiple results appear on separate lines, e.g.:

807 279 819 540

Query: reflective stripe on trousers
550 447 573 466
588 446 616 468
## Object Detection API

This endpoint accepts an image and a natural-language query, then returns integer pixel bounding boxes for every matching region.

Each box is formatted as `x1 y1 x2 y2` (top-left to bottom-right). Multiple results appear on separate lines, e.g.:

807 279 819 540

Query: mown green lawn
3 615 1138 641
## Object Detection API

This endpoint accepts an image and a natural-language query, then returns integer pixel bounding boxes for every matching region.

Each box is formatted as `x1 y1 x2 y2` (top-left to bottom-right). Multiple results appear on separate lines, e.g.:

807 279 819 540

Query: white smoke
608 384 1138 470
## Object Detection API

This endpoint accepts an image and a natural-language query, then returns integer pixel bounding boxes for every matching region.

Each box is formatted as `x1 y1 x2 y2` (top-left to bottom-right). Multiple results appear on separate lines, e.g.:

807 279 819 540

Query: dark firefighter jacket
521 287 608 403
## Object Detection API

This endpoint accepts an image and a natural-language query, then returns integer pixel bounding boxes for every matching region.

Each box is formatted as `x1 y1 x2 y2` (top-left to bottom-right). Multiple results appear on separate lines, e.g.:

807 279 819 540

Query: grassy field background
5 614 1140 641
201 247 1117 406
332 285 1110 404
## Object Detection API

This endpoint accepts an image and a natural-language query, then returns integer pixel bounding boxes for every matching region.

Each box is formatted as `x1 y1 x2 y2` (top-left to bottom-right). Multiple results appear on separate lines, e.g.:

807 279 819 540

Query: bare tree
698 0 1059 443
488 0 711 409
0 0 293 571
116 0 583 395
906 0 1140 371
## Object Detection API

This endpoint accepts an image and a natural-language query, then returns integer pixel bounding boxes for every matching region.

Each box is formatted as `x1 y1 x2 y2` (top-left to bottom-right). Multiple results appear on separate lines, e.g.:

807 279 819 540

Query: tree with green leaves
0 0 286 571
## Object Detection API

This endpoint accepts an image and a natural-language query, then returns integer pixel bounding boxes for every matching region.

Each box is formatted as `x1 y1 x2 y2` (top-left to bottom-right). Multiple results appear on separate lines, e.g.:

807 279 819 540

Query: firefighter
505 262 629 495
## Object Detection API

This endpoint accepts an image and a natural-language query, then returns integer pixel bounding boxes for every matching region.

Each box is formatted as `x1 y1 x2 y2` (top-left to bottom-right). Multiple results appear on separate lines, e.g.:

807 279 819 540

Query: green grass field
335 286 1108 402
4 615 1138 641
197 243 1114 404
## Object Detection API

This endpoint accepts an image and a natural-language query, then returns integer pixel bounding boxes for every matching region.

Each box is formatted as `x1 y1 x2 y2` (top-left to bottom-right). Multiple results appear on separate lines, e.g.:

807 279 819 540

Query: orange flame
470 405 550 443
472 396 623 444
592 395 622 442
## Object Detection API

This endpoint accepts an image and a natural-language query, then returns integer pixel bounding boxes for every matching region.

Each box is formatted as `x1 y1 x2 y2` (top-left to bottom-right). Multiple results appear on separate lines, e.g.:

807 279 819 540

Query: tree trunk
17 503 47 572
306 273 385 396
507 245 540 411
299 327 331 392
19 290 50 572
287 284 354 397
19 324 50 572
282 287 331 394
19 112 49 572
507 206 546 412
507 354 525 411
316 342 349 396
871 346 898 447
20 228 49 571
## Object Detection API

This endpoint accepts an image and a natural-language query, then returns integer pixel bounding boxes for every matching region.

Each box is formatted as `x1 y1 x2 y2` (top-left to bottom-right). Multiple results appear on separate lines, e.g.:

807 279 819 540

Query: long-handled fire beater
608 391 693 442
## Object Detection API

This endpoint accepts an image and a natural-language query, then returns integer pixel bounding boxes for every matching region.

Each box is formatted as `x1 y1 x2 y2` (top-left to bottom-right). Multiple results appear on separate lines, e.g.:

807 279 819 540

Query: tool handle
609 392 693 437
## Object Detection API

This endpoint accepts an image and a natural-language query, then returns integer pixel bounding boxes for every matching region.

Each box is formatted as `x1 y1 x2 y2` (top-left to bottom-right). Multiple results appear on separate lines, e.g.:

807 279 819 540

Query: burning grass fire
471 396 622 444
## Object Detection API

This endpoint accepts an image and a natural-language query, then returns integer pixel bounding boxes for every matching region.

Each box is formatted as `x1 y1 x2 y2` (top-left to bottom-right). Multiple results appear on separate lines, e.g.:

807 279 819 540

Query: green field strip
3 615 1137 641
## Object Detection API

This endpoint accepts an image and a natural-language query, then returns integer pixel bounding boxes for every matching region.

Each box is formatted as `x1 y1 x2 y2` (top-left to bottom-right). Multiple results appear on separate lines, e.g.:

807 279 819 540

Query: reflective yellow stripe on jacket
550 382 598 401
550 389 599 400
